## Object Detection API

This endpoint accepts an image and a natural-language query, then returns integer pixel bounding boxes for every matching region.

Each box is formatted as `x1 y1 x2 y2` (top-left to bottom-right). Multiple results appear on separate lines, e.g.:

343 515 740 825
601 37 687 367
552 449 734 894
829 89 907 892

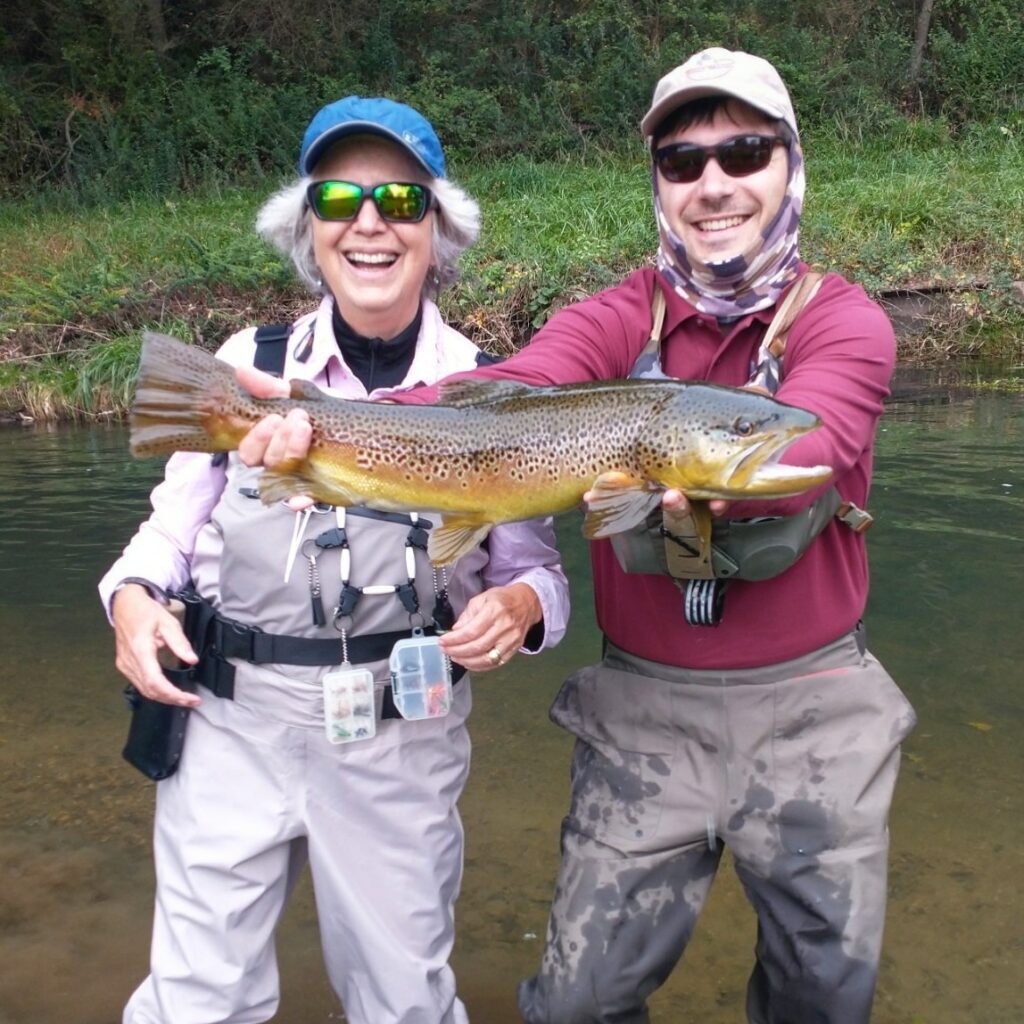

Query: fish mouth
718 433 832 496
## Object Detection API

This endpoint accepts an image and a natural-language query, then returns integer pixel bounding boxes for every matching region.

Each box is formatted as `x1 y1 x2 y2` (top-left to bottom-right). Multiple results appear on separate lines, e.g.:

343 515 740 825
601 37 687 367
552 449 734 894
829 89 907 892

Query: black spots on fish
368 446 400 467
636 439 670 472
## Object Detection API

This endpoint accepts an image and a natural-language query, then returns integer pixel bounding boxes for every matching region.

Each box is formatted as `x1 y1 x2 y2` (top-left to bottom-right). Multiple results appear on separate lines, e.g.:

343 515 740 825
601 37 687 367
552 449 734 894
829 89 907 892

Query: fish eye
733 417 755 437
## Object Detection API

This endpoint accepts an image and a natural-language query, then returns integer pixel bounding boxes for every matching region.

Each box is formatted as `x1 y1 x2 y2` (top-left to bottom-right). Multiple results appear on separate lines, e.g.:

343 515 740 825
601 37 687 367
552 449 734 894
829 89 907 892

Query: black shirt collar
331 304 422 392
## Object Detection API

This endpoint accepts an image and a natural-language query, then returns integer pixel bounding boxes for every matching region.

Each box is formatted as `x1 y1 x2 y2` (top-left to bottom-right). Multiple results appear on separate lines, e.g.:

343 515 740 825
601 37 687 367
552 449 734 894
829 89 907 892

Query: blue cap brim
301 122 439 178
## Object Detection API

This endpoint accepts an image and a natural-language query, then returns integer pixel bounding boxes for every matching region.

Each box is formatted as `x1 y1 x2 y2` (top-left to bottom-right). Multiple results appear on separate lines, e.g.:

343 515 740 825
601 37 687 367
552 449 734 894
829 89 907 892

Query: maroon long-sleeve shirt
396 266 895 669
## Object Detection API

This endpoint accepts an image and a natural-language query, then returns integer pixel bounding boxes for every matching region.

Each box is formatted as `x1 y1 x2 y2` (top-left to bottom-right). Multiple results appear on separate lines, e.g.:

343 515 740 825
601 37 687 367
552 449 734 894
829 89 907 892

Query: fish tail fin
130 332 242 458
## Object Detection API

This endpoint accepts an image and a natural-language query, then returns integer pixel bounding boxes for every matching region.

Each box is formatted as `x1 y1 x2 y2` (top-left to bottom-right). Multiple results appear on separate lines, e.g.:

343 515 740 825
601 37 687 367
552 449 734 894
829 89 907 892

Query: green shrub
2 0 1022 198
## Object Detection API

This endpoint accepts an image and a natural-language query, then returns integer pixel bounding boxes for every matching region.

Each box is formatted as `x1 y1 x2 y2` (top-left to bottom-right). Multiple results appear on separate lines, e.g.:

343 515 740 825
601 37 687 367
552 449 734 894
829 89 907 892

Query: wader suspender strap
650 284 667 351
253 324 292 376
748 271 825 394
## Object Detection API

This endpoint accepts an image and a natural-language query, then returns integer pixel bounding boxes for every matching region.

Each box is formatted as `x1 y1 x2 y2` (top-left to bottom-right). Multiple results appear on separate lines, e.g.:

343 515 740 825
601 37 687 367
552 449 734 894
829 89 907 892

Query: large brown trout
130 332 832 564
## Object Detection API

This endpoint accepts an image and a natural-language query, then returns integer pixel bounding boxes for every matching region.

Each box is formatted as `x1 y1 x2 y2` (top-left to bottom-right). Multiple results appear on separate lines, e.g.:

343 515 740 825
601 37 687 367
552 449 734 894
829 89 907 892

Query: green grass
806 121 1024 291
2 123 1023 419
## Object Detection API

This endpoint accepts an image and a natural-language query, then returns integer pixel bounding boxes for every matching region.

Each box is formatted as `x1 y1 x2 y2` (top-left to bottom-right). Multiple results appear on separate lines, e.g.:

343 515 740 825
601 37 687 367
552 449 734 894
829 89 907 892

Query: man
240 49 916 1024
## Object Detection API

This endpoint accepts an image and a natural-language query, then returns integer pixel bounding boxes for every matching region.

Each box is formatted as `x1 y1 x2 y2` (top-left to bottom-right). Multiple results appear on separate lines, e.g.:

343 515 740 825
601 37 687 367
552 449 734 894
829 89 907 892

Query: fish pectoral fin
427 518 494 566
437 378 532 407
257 466 322 505
582 472 663 539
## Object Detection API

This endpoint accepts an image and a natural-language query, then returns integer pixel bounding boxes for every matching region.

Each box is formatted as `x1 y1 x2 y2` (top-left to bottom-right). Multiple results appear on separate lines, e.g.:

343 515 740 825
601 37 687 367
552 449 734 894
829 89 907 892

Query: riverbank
3 127 1022 421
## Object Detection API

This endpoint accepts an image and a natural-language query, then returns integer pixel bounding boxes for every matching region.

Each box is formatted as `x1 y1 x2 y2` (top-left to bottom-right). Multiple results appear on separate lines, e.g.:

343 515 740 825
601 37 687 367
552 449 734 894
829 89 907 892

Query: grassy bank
2 123 1022 420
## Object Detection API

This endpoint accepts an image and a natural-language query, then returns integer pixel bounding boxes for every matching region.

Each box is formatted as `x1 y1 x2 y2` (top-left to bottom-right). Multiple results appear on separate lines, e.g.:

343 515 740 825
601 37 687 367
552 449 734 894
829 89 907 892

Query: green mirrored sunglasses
306 180 434 223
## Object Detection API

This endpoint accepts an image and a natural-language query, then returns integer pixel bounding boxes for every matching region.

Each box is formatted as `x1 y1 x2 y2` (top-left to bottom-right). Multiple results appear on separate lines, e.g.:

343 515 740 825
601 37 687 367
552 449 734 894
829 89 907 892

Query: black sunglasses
306 180 434 223
654 135 784 184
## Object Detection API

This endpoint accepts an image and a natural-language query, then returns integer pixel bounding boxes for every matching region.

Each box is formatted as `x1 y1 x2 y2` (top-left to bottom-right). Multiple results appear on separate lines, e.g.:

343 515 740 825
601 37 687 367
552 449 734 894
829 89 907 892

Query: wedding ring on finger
487 645 503 666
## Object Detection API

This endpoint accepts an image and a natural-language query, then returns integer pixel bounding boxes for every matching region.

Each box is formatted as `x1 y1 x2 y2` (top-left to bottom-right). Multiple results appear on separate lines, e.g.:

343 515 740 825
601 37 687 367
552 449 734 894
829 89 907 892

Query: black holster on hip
120 593 208 781
121 668 196 781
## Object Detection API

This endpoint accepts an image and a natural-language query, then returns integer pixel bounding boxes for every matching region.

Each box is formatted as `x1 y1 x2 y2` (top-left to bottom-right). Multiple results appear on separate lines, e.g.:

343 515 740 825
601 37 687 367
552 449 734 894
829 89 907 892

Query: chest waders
611 275 873 626
179 324 465 711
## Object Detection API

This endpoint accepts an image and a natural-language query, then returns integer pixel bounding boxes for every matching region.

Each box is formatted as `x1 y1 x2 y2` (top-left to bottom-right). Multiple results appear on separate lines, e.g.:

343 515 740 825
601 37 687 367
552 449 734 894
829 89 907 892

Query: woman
100 96 569 1024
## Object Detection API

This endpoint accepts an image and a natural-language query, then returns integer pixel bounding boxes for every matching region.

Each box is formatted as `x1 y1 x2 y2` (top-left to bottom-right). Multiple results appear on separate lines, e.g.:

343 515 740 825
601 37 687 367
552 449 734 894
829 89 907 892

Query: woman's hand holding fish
236 365 316 509
236 364 313 470
111 585 200 707
438 583 542 673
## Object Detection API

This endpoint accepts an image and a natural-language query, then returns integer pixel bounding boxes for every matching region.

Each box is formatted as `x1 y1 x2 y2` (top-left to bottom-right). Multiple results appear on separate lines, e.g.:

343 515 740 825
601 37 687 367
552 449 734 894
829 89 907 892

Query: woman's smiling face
311 135 434 338
655 100 788 267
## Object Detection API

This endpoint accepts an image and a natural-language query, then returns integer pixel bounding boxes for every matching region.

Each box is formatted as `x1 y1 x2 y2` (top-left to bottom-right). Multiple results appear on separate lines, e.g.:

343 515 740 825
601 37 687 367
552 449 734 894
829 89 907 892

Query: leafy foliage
2 0 1021 197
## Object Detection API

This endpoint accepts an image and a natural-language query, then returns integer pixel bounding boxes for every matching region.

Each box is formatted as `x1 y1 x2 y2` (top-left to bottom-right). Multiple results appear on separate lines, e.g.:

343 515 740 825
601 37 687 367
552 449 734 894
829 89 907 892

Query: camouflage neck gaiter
653 137 805 320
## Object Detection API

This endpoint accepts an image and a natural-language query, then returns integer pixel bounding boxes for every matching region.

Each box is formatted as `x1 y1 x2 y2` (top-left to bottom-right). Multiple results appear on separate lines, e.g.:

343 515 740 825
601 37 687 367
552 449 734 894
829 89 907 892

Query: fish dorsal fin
427 516 494 565
437 378 532 407
582 471 663 539
289 379 328 402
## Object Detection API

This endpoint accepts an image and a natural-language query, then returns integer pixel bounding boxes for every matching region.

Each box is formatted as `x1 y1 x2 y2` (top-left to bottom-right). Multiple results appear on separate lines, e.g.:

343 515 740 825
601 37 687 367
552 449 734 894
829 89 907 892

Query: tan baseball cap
641 48 798 144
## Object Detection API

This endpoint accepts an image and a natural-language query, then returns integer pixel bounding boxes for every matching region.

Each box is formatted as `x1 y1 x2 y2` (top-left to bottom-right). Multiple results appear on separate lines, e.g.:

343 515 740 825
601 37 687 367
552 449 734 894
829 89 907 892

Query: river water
1 366 1021 1024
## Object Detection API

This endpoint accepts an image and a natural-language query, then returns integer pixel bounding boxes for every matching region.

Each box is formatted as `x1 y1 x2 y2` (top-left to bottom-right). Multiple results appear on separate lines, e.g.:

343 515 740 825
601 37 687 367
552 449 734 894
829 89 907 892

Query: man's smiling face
656 100 788 267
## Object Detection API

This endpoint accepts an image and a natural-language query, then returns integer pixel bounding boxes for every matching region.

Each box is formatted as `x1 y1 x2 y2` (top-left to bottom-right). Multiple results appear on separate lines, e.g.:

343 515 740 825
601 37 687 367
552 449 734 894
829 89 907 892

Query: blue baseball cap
298 96 446 179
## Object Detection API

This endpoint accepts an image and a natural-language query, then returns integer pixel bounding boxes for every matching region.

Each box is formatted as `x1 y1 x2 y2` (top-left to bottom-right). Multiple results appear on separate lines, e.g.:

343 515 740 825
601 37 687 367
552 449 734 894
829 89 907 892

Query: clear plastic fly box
322 666 377 745
388 630 453 721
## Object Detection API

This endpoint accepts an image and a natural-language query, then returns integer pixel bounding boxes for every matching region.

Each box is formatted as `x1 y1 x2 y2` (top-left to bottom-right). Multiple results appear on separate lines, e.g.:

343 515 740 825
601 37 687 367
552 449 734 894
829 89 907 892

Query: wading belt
169 587 465 716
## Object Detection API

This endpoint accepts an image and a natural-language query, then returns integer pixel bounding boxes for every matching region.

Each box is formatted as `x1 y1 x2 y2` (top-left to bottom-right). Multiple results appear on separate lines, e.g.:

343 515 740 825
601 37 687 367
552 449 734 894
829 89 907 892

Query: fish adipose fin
437 378 532 407
428 518 494 566
582 472 663 539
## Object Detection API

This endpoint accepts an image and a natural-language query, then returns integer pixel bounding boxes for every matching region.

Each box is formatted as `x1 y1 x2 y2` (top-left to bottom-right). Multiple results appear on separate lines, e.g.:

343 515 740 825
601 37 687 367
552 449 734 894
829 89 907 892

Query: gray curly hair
256 175 481 300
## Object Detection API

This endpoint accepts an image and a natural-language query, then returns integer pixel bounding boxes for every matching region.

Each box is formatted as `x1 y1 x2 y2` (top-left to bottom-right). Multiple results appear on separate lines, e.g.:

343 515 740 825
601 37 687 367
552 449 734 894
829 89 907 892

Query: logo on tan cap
683 49 736 82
